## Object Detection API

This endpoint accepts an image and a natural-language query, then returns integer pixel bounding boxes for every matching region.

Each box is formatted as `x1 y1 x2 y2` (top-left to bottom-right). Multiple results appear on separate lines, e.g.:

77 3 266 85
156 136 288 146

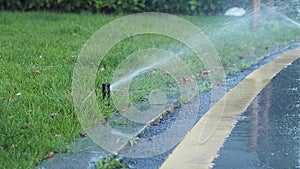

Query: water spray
102 83 111 106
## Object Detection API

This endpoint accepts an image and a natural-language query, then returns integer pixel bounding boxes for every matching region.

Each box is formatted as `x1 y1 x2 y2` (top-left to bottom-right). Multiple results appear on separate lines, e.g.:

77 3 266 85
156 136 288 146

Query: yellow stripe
160 47 300 169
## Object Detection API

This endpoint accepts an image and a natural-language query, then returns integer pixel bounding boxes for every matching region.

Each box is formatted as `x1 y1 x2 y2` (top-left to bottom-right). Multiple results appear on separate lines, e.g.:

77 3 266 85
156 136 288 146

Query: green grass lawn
0 11 299 168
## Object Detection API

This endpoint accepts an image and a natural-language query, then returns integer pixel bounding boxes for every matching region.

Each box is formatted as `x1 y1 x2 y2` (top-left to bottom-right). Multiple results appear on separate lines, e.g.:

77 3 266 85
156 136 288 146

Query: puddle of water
213 59 300 169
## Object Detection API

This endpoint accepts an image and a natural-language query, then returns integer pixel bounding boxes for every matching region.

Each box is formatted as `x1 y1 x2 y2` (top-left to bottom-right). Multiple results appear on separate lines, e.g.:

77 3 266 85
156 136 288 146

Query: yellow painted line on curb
160 47 300 169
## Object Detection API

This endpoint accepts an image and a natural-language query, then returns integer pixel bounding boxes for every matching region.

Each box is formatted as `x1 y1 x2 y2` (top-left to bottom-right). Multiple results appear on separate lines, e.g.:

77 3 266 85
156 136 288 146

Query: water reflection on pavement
213 58 300 169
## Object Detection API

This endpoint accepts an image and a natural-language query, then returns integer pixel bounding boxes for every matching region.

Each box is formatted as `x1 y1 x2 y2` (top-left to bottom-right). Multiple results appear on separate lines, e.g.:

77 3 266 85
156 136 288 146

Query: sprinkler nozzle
102 83 110 106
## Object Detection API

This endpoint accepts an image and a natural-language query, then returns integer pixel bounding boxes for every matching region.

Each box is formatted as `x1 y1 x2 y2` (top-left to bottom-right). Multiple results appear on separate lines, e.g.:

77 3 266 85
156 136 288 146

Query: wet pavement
213 58 300 169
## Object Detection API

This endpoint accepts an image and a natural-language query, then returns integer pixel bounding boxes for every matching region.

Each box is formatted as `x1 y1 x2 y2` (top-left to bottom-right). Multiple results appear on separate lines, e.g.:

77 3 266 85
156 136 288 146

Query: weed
96 155 129 169
129 137 139 146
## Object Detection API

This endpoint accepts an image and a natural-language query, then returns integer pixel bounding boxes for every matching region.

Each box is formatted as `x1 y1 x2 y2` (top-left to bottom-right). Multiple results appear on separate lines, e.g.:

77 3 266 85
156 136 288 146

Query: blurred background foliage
0 0 299 16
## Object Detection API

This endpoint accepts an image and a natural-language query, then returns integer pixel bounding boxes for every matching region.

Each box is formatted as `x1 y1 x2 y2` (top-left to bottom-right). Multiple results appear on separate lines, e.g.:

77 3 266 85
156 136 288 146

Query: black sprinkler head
102 83 110 106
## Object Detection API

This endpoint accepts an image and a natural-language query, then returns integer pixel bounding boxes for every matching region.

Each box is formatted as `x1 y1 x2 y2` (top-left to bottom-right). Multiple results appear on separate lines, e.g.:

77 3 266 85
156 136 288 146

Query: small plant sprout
129 136 139 146
96 155 129 169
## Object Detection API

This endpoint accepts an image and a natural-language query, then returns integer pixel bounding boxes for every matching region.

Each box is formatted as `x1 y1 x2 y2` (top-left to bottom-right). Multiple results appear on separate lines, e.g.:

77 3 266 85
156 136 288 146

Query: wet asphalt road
213 58 300 169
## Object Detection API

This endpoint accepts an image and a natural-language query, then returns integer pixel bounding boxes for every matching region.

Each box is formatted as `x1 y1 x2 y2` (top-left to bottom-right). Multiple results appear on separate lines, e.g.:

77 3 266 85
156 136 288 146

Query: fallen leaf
79 132 87 138
21 123 31 129
202 70 211 76
47 151 54 158
184 77 193 82
166 108 173 113
26 123 31 128
65 98 71 103
50 112 59 118
213 66 223 71
239 55 246 60
149 69 156 75
32 70 41 75
54 134 61 139
164 71 171 76
12 93 22 100
11 84 17 90
177 77 186 85
122 88 128 92
150 119 160 126
63 87 68 93
100 119 108 125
